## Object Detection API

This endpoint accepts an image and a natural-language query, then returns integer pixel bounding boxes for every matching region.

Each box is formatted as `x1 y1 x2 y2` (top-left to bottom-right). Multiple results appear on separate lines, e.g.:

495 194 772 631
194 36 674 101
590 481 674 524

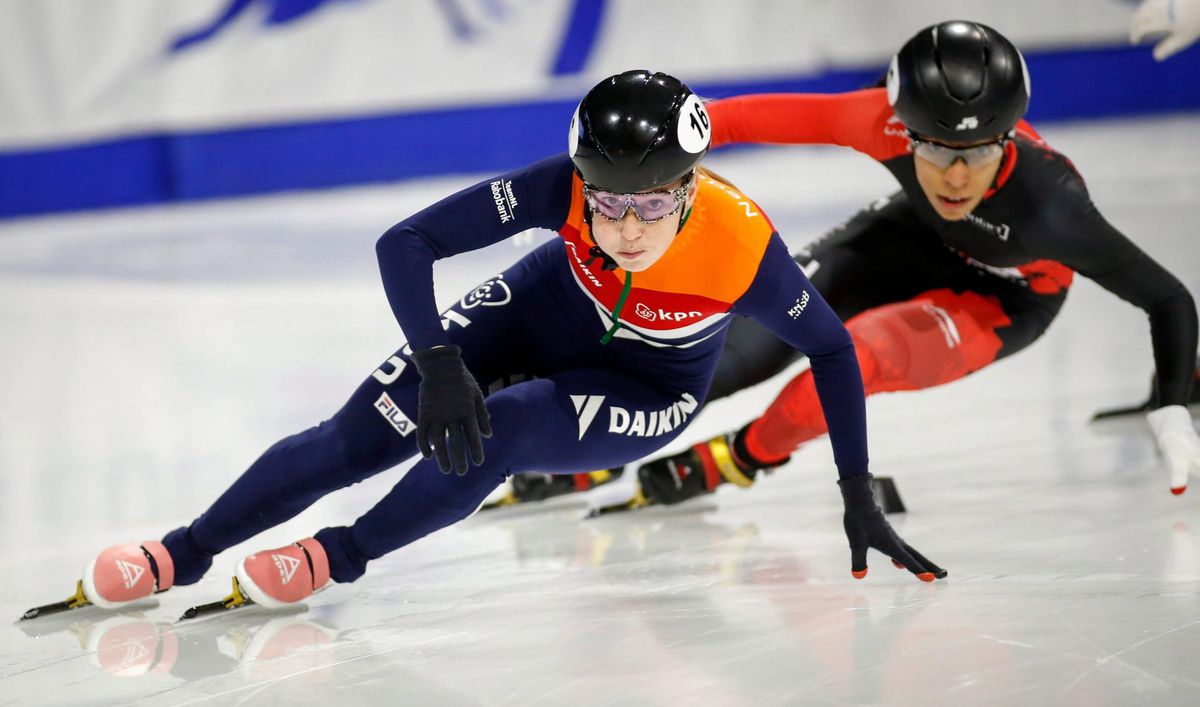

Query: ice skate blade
178 577 255 622
20 580 91 621
586 486 652 518
479 491 518 512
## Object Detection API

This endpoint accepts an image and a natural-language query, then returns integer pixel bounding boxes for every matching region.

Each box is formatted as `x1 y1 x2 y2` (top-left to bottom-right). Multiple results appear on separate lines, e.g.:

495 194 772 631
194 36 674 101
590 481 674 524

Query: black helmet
569 70 710 193
886 20 1030 143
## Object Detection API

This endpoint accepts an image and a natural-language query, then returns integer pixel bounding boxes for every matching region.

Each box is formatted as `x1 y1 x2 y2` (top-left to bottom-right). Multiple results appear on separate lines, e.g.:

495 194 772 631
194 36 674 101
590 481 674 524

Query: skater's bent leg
745 289 1013 461
319 371 701 583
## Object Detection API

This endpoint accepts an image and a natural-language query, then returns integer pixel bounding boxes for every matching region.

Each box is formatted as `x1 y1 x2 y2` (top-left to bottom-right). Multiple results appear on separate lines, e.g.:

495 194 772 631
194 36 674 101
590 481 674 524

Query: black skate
1091 359 1200 421
588 429 769 517
178 577 254 621
481 468 623 511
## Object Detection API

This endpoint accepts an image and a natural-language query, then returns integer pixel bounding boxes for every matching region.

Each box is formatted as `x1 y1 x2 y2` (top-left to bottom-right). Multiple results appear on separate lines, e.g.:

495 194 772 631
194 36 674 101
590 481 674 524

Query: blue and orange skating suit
707 89 1197 405
376 154 870 477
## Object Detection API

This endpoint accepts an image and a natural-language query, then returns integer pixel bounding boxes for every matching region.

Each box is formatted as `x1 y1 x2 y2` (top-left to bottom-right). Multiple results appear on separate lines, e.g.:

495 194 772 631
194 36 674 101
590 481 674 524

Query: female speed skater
25 70 944 622
497 20 1199 512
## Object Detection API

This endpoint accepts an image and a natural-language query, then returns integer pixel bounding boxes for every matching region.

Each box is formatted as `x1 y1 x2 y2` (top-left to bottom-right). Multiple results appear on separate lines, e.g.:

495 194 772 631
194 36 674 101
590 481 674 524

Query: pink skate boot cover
82 541 174 609
235 538 330 609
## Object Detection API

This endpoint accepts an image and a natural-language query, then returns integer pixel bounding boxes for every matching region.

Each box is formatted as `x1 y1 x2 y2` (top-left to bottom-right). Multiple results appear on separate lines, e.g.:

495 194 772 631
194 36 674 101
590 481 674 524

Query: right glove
410 345 492 475
838 474 946 582
1147 404 1200 494
1131 0 1200 60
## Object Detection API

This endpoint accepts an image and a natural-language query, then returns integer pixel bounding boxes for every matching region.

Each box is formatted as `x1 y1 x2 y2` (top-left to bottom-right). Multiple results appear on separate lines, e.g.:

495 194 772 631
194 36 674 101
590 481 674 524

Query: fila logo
375 392 416 436
955 116 979 131
635 302 703 322
116 559 145 589
572 394 606 440
273 553 301 585
787 290 810 319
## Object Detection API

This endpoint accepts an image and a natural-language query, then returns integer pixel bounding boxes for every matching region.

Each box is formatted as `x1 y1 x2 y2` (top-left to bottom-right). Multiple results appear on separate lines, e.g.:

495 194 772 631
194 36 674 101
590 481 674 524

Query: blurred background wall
1 0 1196 218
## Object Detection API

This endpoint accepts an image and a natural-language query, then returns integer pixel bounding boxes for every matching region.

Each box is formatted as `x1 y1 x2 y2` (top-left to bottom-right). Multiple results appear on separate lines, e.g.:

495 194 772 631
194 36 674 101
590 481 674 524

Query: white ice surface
1 114 1199 706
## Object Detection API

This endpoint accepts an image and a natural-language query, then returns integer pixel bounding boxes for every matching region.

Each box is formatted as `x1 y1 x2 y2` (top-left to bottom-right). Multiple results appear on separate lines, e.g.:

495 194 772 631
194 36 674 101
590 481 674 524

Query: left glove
839 474 946 582
1131 0 1200 61
1147 404 1200 494
410 345 492 475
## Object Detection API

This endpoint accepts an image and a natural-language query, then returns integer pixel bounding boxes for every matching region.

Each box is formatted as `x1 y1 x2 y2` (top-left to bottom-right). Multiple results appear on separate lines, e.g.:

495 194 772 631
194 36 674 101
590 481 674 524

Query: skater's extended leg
161 374 423 585
745 289 1018 461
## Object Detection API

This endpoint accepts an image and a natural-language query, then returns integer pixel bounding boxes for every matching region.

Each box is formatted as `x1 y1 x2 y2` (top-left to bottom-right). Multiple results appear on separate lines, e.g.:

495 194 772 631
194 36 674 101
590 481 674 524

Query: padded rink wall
0 0 1197 219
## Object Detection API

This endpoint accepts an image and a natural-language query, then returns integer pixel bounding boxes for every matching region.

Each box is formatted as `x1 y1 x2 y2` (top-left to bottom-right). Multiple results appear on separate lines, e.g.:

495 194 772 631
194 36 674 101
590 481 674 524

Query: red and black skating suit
704 89 1197 462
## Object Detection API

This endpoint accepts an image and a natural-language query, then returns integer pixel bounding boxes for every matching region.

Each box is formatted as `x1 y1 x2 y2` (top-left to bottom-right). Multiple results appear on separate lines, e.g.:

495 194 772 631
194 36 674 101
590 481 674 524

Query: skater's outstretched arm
1035 165 1199 493
733 234 944 582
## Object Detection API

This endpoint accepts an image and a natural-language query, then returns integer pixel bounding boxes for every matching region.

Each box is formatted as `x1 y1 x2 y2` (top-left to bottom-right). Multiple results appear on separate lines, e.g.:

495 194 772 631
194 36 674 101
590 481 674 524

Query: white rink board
0 0 1135 148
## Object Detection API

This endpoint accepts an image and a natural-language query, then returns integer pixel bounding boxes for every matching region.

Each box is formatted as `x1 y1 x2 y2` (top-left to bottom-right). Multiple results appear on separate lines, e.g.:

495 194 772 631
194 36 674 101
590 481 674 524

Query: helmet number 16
689 103 709 140
678 94 712 155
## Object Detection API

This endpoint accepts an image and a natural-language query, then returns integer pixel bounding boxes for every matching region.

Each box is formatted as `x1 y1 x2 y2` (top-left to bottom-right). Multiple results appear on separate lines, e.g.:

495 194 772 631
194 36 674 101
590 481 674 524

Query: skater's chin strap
581 209 631 346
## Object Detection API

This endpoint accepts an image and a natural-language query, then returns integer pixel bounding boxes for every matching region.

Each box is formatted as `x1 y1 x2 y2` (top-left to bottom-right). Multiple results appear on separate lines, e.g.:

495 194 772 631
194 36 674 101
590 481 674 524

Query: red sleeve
1014 119 1043 143
707 88 909 162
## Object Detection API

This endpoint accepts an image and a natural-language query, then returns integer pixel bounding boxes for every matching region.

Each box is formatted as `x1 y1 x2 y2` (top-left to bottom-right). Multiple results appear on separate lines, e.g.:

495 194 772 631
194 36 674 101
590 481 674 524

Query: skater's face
912 134 1006 221
587 173 697 272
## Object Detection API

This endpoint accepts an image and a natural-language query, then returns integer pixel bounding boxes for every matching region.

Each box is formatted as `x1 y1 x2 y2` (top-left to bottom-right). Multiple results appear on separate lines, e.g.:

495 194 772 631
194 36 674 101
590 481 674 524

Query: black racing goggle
909 134 1010 169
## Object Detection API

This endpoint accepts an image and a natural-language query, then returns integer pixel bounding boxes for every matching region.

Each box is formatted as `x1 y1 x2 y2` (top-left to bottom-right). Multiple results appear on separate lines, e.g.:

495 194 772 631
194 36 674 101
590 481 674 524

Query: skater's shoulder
690 171 776 248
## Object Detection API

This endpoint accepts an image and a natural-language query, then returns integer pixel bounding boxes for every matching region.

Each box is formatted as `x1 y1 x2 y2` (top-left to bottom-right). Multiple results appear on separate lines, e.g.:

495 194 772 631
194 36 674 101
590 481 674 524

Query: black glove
838 474 946 582
410 345 492 475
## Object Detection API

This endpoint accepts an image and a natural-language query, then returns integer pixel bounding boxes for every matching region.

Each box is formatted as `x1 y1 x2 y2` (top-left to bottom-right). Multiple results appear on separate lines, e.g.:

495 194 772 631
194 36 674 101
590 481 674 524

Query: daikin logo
572 394 606 440
565 242 603 288
116 560 145 589
608 393 699 438
273 553 301 585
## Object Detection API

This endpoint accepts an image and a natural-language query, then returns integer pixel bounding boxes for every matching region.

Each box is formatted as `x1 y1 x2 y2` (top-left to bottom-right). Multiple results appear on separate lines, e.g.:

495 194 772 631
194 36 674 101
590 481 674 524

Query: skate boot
233 538 331 609
483 468 624 509
637 426 786 507
82 542 176 609
1092 357 1200 420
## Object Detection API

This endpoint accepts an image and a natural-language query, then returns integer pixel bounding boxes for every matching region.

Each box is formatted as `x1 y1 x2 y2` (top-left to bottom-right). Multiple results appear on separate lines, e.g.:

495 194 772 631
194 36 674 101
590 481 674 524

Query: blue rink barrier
1 43 1198 219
